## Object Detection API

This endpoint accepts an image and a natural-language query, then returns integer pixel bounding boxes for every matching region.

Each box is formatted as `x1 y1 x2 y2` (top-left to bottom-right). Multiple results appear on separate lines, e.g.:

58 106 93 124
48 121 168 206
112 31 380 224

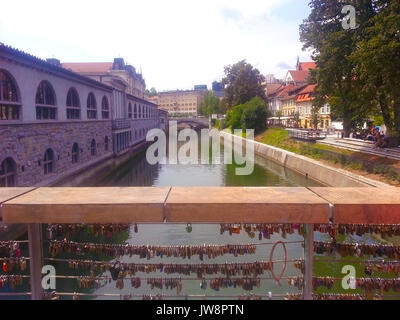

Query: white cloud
0 0 310 91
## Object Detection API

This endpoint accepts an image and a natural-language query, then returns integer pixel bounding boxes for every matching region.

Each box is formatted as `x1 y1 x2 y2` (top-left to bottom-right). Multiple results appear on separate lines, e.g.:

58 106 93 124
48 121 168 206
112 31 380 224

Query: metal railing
287 129 327 141
0 187 399 300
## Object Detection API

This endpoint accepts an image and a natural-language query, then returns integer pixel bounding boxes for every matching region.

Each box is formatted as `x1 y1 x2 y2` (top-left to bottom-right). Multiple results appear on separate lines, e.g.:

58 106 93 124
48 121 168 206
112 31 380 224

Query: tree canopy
300 0 400 138
225 97 269 133
222 60 267 109
200 91 222 116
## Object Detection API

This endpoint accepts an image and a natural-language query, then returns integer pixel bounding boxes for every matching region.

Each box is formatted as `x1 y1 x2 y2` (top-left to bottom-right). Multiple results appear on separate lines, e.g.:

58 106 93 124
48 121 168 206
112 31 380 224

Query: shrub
225 97 268 133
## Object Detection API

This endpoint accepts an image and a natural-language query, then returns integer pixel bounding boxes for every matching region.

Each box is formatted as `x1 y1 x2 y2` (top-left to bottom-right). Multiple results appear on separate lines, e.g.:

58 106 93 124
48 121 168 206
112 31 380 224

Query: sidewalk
318 136 400 161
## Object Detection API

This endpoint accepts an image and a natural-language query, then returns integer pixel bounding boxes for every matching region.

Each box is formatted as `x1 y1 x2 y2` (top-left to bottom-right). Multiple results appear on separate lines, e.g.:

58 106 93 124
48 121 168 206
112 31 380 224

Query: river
45 134 325 300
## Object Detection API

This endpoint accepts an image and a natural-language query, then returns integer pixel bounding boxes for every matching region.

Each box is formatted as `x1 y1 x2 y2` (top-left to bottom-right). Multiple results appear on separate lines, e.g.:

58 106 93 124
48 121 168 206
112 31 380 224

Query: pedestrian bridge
169 117 209 129
1 187 399 301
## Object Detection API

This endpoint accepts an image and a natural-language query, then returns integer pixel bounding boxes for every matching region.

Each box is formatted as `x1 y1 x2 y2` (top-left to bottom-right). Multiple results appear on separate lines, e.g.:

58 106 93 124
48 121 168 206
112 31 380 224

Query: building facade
266 60 331 129
0 44 165 187
158 90 206 117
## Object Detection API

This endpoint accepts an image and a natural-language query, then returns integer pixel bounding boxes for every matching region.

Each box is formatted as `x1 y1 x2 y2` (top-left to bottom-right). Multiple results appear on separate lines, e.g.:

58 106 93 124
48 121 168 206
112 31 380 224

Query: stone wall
220 131 390 187
0 121 113 187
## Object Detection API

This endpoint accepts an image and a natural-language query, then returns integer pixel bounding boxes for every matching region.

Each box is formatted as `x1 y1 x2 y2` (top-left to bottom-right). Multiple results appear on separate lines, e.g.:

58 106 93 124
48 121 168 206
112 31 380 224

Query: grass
256 127 400 185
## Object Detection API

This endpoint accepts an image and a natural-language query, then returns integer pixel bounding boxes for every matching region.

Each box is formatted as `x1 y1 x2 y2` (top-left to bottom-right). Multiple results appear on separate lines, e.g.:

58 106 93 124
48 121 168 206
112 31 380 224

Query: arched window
0 70 20 121
134 104 137 119
101 96 109 119
90 139 96 156
66 88 80 119
43 148 54 175
36 81 56 120
135 130 137 140
72 143 79 163
104 136 109 151
128 103 132 118
87 92 97 119
0 157 16 187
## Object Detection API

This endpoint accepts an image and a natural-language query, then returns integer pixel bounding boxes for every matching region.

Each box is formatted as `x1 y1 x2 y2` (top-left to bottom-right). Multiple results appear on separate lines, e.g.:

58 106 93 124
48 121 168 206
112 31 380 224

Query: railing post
303 223 314 300
28 224 43 300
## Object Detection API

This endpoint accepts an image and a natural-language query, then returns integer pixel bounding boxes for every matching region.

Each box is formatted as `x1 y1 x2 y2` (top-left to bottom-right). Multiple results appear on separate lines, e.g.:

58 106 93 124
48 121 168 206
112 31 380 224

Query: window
43 148 54 175
139 105 142 118
128 103 132 118
0 158 16 187
72 143 79 163
102 96 109 119
66 88 80 119
87 92 97 119
36 81 57 120
134 104 137 119
0 70 20 121
105 136 109 151
90 139 96 156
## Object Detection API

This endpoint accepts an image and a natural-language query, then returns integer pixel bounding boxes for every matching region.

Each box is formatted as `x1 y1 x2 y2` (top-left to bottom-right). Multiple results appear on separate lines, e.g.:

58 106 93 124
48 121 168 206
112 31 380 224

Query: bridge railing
0 187 399 300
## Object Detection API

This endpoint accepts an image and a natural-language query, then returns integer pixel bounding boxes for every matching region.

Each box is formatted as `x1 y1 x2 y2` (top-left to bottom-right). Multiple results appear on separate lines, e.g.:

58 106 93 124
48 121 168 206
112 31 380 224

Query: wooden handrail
0 187 399 224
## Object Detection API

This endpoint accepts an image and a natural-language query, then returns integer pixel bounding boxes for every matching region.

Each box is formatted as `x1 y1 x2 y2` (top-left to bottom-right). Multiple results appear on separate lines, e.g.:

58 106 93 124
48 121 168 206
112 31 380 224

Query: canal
55 135 322 299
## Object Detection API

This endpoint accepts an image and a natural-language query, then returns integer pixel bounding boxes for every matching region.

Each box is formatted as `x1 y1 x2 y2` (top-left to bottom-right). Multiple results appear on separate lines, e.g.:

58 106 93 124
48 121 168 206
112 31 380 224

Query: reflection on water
62 135 322 299
93 139 322 188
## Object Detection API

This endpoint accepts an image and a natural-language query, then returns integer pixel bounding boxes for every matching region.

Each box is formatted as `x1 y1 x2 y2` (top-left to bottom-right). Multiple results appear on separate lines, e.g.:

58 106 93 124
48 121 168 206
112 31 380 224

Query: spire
296 56 300 70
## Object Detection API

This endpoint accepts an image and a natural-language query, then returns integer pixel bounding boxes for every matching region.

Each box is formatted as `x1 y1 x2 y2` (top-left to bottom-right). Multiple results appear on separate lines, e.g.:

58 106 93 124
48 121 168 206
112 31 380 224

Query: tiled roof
265 83 283 96
0 43 113 91
296 85 316 102
61 62 113 74
288 70 309 83
298 62 316 71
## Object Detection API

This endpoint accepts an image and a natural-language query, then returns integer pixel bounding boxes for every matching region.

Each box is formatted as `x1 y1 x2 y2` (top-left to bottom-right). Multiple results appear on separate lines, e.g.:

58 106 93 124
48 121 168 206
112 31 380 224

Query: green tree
311 106 321 129
240 97 269 132
200 91 221 116
145 87 157 97
275 110 283 126
225 97 268 133
293 111 301 128
225 104 244 131
350 0 400 138
300 0 376 137
222 60 267 108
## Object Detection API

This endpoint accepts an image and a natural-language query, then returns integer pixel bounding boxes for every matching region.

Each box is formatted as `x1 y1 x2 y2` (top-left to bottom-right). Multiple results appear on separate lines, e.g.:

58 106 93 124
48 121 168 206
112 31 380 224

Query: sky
0 0 312 92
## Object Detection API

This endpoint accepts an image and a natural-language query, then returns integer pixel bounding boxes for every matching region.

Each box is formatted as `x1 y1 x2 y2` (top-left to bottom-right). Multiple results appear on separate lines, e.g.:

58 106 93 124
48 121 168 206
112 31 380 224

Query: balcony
0 187 399 300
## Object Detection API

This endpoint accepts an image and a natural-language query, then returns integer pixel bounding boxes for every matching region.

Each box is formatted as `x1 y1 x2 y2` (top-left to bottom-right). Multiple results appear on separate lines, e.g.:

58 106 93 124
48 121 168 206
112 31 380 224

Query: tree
293 111 301 128
145 87 157 97
225 97 269 133
311 106 321 129
240 97 269 132
350 0 400 138
300 0 376 137
200 91 221 116
275 110 283 126
222 60 267 108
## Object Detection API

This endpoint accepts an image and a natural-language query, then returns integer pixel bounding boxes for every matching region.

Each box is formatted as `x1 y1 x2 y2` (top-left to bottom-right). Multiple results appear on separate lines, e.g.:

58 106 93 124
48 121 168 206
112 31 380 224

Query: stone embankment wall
220 131 390 187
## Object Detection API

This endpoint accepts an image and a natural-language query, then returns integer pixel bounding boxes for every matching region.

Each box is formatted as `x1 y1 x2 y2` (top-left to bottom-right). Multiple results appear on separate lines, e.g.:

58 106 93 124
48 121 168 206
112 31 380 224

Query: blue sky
0 0 312 91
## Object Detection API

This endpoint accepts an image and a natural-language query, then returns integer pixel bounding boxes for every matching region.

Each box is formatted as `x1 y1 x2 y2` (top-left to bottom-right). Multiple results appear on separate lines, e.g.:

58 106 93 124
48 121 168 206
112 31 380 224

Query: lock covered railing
0 187 399 300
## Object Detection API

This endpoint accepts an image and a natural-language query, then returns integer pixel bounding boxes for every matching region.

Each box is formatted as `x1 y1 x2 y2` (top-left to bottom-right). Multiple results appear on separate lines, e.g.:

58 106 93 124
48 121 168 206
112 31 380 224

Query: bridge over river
169 117 210 129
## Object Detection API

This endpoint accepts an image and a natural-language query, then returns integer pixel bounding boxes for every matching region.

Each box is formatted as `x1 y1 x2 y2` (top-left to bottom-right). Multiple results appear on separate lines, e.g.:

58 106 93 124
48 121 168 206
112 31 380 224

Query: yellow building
296 85 331 129
278 84 304 127
158 90 206 116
